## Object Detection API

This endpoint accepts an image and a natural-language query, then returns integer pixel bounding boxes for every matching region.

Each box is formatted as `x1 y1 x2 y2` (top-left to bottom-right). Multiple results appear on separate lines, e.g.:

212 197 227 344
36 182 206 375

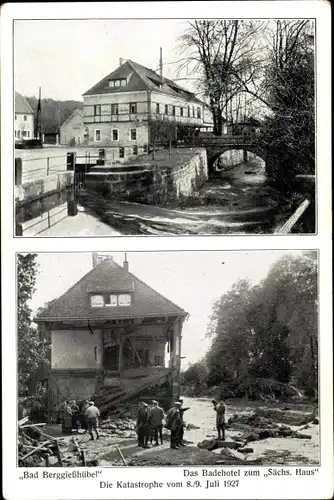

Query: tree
182 360 208 391
26 96 83 134
205 251 318 398
17 254 49 396
148 115 178 158
179 20 265 135
261 21 315 185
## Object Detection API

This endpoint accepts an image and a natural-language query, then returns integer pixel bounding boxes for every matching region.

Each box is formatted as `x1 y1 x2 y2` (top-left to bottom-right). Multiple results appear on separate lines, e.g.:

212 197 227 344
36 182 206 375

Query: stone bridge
193 134 268 171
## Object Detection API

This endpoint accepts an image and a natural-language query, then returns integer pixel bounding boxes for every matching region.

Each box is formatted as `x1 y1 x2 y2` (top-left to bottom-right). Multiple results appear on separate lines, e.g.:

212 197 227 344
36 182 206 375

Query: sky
14 19 192 101
28 250 301 368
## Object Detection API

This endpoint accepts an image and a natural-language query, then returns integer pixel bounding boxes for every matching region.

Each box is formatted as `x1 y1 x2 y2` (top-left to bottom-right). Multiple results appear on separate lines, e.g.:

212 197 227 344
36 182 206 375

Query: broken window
130 129 137 141
111 104 119 115
94 105 101 116
94 129 101 142
112 129 118 141
119 147 125 158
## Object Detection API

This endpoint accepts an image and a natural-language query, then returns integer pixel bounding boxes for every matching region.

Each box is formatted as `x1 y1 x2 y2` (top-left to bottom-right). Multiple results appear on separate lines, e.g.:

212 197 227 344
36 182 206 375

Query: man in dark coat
150 400 165 445
136 402 151 447
177 399 190 446
166 402 182 449
212 396 226 440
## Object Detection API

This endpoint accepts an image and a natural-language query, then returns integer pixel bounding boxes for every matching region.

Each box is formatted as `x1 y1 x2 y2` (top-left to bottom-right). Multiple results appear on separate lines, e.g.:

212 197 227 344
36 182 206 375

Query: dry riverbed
19 397 319 467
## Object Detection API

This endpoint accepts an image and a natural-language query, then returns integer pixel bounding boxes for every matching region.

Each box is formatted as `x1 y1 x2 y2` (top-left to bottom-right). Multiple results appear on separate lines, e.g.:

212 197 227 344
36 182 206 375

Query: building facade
82 59 214 161
15 91 34 141
60 108 86 146
34 254 187 411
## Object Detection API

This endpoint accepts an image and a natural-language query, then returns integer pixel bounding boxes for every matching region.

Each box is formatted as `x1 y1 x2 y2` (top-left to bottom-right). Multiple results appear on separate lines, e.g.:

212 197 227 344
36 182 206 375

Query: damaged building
34 254 188 413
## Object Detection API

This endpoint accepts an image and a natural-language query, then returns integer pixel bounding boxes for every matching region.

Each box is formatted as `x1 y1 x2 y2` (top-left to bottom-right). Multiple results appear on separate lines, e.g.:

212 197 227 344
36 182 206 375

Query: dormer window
118 294 131 306
109 79 127 88
91 295 104 307
90 293 132 307
105 295 118 307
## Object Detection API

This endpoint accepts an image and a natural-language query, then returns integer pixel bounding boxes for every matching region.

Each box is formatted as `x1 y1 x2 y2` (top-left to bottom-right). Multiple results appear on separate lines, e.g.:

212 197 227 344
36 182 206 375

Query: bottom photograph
17 250 319 467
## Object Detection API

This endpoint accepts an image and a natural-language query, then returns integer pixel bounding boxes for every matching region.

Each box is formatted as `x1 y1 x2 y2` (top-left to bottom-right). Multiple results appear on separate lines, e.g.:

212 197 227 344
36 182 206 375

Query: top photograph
14 18 316 237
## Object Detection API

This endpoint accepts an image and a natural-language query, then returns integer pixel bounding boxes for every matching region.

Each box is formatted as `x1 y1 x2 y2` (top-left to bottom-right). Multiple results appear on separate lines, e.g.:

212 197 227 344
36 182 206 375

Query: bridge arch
193 135 268 174
208 145 267 171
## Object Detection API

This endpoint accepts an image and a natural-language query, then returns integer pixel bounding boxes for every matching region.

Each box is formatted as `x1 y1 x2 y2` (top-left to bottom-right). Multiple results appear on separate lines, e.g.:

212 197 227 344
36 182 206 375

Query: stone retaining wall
85 148 208 205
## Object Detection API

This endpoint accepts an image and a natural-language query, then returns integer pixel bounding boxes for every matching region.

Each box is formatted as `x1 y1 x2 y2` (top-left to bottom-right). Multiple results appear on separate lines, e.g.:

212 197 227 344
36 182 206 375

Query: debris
116 445 128 466
239 447 254 454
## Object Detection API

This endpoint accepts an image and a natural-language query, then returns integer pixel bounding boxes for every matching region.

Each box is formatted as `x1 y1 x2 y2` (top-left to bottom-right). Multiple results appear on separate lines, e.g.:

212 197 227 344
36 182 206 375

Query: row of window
94 103 137 116
15 115 28 121
91 293 132 307
15 130 30 138
93 103 201 118
155 103 201 119
94 128 137 142
108 79 127 88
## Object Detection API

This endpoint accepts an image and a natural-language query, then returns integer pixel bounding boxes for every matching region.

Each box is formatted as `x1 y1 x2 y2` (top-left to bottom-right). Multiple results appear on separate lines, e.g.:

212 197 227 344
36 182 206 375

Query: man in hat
70 400 80 433
177 399 190 447
150 400 165 446
80 399 90 433
166 401 182 449
85 401 100 441
136 402 151 448
212 396 226 440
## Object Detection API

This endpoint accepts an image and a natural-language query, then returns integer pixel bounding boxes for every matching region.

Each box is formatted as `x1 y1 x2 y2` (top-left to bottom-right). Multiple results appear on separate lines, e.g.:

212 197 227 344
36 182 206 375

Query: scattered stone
239 447 254 454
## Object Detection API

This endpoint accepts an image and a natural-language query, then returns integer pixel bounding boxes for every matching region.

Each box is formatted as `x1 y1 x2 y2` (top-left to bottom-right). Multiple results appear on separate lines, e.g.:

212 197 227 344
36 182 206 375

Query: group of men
57 395 226 448
57 399 100 441
136 399 190 449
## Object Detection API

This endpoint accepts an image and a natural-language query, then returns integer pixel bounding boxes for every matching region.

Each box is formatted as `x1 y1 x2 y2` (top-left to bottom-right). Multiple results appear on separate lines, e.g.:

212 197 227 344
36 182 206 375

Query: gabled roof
34 258 187 322
15 91 34 114
60 108 84 129
83 59 203 104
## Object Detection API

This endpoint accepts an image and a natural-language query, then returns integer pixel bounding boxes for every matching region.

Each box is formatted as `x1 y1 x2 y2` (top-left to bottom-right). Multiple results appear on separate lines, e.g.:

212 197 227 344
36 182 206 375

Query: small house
34 254 188 411
60 108 86 146
15 91 34 141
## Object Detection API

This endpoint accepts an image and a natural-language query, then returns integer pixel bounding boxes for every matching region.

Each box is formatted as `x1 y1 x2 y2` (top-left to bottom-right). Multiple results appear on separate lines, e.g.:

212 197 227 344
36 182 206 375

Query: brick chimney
123 253 129 273
119 57 123 67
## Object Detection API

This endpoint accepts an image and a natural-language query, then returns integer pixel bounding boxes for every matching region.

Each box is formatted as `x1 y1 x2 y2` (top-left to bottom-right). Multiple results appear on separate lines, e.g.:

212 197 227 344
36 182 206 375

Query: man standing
136 402 150 448
166 401 182 449
80 399 90 433
62 400 72 434
71 400 80 432
150 400 165 446
85 401 100 441
212 396 226 440
177 399 190 446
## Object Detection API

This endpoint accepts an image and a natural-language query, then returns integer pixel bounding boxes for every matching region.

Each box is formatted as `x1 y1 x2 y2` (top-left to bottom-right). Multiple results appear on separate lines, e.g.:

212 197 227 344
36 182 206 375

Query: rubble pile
99 416 137 438
18 422 67 467
226 409 319 443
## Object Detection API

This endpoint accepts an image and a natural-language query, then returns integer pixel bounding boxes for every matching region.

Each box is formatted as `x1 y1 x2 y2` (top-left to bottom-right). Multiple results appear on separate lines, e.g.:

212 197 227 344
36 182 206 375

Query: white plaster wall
85 121 149 150
15 113 34 139
60 112 85 145
52 329 102 369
